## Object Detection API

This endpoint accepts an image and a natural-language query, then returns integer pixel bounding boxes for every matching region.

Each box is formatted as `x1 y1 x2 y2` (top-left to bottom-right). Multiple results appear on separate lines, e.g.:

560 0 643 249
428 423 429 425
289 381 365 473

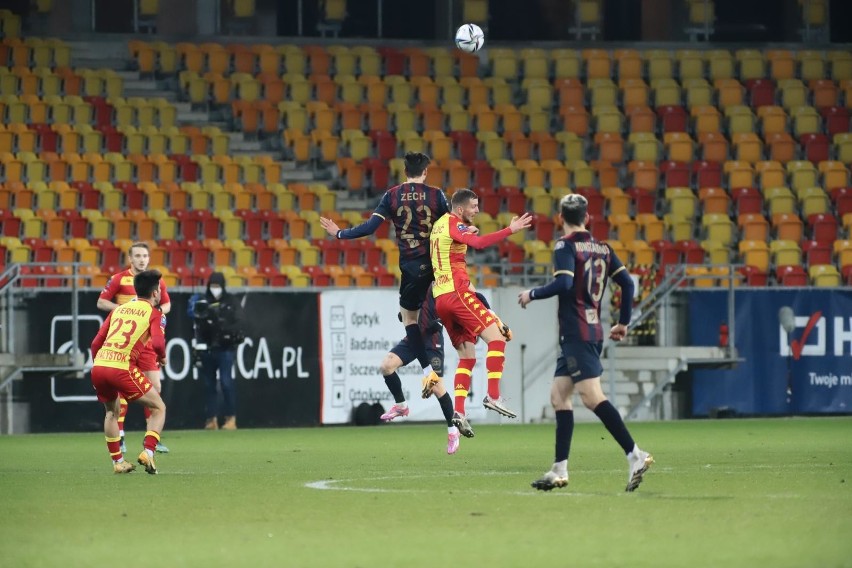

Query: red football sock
454 358 475 414
106 435 122 462
486 340 506 399
143 406 152 420
143 430 160 453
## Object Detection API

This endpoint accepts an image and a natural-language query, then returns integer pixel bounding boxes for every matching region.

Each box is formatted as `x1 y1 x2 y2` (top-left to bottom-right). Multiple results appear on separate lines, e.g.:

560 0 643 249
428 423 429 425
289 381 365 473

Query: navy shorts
554 341 603 382
398 257 434 311
390 342 444 377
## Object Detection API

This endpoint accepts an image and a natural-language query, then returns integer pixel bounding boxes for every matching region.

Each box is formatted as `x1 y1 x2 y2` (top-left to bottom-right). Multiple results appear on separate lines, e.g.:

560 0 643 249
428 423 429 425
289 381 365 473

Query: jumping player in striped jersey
430 188 532 430
519 194 654 492
319 152 450 393
379 282 512 454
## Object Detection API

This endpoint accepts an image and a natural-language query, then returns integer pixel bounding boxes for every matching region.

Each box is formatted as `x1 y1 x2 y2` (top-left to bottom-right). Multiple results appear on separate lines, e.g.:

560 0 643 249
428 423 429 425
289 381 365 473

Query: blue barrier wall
689 289 852 416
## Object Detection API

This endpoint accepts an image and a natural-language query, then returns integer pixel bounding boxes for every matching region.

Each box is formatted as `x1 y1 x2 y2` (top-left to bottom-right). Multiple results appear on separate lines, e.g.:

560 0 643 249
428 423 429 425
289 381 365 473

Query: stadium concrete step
228 133 264 152
173 102 210 124
617 346 741 421
0 353 75 368
69 40 132 70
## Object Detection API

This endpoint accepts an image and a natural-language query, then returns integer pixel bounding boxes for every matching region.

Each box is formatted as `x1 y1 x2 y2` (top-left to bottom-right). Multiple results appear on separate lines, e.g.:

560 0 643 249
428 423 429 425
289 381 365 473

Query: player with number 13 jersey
552 231 628 343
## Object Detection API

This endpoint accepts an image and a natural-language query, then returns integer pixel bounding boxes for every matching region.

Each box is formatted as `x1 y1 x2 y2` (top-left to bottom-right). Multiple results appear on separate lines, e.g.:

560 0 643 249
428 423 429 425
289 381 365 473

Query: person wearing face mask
189 272 245 430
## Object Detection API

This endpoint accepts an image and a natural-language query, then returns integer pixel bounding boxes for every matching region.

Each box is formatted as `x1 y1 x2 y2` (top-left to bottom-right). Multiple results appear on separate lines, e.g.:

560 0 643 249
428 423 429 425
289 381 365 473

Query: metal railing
618 263 745 420
0 263 96 356
626 263 741 353
0 263 93 433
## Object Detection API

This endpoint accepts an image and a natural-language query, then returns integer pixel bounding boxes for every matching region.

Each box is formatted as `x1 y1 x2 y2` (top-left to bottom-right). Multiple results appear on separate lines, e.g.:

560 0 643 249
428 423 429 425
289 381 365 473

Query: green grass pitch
1 417 850 568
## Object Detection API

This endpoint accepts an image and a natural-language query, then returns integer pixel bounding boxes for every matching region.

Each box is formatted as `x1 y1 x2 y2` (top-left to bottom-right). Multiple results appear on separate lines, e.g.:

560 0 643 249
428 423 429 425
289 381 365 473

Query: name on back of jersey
574 241 610 255
400 190 426 201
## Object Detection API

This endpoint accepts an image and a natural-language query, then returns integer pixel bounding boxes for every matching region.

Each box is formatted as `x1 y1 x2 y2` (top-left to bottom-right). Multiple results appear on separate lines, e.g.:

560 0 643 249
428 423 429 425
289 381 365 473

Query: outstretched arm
321 214 385 240
449 213 533 250
519 239 575 307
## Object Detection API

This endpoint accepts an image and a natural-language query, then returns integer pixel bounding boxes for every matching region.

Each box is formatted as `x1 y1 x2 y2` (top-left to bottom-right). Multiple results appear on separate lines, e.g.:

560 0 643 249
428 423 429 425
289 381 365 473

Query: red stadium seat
369 265 396 286
260 265 289 286
693 160 722 189
304 265 330 286
656 106 688 133
799 133 829 164
651 240 680 268
808 213 837 244
802 240 832 267
471 160 496 189
739 265 768 286
732 187 763 215
660 160 690 187
676 239 704 263
776 265 807 286
821 106 850 137
577 187 605 217
745 79 775 108
627 187 656 215
316 239 343 265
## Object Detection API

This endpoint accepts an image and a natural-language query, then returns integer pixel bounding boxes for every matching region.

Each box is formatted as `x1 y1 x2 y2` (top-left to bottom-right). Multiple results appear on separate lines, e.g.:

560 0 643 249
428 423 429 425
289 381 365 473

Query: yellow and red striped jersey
99 268 171 307
91 301 167 370
430 213 512 297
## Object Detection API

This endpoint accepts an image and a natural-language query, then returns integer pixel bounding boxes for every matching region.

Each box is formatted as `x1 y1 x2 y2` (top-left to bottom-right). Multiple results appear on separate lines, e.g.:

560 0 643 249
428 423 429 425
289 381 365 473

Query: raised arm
450 213 532 250
322 214 385 240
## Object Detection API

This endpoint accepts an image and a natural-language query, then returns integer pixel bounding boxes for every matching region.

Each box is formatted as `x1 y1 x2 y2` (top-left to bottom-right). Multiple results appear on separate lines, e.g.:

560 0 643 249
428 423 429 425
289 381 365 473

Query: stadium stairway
65 38 324 187
0 352 81 433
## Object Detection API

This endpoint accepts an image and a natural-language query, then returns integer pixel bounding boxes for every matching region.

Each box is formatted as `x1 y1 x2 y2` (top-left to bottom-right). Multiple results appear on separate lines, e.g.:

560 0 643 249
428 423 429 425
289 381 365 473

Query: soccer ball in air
455 23 485 53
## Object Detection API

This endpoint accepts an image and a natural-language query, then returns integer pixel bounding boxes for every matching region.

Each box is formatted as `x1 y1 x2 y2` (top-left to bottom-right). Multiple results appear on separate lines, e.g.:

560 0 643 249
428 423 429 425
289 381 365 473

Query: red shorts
135 344 160 372
435 288 496 348
91 365 154 404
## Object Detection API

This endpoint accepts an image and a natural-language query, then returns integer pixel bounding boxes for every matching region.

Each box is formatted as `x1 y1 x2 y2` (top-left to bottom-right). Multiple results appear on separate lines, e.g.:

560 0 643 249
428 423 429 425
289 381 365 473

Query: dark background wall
1 0 849 44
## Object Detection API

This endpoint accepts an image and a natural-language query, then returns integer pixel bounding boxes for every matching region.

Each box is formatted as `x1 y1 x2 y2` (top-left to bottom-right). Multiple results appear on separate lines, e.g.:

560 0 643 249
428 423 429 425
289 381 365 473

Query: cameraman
189 272 244 430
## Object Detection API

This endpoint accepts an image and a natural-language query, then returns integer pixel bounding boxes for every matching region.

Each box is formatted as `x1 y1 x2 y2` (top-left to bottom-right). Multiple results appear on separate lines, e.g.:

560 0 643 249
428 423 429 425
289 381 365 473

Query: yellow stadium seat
809 265 841 287
770 240 801 267
738 240 770 272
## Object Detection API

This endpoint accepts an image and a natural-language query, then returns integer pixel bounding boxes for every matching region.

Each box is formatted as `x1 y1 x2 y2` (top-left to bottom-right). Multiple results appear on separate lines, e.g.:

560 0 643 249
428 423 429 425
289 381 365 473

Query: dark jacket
193 272 244 349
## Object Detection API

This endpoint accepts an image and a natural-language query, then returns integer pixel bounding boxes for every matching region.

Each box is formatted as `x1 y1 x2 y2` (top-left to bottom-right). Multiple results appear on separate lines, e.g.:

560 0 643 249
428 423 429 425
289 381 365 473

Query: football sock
553 459 568 477
404 324 431 371
454 359 475 414
143 430 160 454
555 409 574 462
117 398 128 430
383 372 406 404
143 406 152 420
485 340 506 399
106 435 122 462
593 400 636 454
437 392 454 426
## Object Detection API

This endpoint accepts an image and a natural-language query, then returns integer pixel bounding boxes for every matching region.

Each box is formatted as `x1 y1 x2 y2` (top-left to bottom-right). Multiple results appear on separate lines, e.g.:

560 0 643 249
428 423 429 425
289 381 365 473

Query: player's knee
579 390 605 410
550 394 572 411
379 356 398 377
148 396 166 413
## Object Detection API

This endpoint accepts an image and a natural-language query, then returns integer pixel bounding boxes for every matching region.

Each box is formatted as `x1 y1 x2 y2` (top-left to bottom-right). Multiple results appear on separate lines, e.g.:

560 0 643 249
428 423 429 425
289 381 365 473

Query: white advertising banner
319 289 490 424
